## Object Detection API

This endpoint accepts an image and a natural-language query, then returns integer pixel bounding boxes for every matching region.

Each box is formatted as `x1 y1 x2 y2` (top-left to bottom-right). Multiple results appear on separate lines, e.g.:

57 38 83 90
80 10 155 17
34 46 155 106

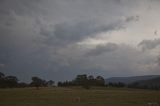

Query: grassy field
0 87 160 106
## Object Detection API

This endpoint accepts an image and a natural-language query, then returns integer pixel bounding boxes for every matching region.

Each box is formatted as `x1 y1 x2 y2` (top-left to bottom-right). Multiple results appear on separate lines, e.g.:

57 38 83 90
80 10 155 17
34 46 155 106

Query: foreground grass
0 87 160 106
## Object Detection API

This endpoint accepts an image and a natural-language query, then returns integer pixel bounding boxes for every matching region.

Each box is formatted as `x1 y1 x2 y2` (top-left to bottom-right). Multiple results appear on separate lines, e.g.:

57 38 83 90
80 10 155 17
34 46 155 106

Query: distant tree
31 77 45 89
57 74 106 89
4 76 18 88
128 82 139 88
108 82 114 87
88 75 94 80
117 82 126 87
57 81 62 87
47 80 55 87
0 72 5 78
74 74 91 89
18 82 28 88
96 76 105 86
75 74 88 85
0 72 19 88
108 82 126 88
88 75 95 86
0 72 5 88
42 79 47 86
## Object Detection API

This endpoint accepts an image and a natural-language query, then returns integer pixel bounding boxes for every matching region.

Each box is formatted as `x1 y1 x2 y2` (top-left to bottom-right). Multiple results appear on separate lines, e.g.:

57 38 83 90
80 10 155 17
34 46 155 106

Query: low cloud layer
0 0 160 82
139 39 160 50
86 43 118 56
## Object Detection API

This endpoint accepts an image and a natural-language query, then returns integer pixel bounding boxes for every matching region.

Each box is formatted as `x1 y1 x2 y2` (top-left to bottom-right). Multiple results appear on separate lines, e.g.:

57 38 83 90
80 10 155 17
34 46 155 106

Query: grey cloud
112 0 121 4
53 21 123 42
83 44 158 77
125 16 139 22
0 0 159 82
86 43 118 56
40 22 121 46
138 39 160 50
156 54 160 66
0 0 43 15
41 16 137 46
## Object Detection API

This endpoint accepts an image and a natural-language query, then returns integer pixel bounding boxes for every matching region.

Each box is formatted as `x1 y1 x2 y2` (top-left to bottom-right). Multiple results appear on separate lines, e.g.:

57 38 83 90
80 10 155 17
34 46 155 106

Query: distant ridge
105 75 160 84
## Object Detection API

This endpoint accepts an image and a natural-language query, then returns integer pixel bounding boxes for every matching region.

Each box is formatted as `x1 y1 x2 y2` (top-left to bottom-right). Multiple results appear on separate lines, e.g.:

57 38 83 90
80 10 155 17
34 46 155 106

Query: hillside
128 76 160 89
105 75 160 84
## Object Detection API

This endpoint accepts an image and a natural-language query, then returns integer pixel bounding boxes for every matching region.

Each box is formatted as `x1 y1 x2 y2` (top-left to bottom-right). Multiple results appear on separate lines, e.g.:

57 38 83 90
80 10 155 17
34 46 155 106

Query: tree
57 81 62 87
4 76 18 88
31 77 44 89
18 82 28 88
88 75 95 86
0 72 5 88
0 72 5 78
75 74 88 85
88 75 94 80
74 74 91 89
47 80 55 87
96 76 105 86
0 72 19 88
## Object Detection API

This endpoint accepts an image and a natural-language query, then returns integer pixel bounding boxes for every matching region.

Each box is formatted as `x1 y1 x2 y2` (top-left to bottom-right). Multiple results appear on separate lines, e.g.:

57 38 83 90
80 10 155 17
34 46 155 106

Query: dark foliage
0 72 55 88
30 77 43 89
108 82 126 88
0 72 18 88
17 82 28 88
58 74 105 89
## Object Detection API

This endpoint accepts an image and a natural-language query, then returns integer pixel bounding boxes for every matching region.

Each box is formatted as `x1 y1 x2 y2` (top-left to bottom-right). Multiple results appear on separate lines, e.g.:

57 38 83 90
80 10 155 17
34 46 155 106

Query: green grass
0 87 160 106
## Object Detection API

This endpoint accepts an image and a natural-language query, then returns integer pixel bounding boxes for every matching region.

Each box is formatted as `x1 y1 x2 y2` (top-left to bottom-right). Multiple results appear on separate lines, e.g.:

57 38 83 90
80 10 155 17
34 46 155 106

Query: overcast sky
0 0 160 82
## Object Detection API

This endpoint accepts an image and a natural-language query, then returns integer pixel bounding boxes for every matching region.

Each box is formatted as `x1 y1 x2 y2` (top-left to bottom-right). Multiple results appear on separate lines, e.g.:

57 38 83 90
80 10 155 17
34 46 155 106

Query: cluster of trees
0 72 18 88
108 82 160 90
108 82 126 88
0 72 55 89
128 82 160 90
30 77 55 89
58 74 105 89
1 71 160 90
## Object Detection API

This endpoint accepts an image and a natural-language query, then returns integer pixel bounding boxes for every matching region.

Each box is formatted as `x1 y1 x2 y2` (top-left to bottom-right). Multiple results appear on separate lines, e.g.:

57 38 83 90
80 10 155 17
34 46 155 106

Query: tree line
58 74 105 89
0 72 18 88
0 72 54 89
0 72 106 89
1 71 160 90
0 72 105 89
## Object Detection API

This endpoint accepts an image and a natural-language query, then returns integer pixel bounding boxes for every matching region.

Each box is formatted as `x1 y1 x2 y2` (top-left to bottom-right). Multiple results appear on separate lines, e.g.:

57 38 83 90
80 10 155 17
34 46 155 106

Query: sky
0 0 160 82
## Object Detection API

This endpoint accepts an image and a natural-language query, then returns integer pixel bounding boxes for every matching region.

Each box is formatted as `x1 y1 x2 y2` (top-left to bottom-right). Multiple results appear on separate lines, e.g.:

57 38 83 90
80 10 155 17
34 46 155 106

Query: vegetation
0 87 160 106
108 82 126 88
58 74 105 89
128 77 160 90
0 72 18 88
0 72 55 89
1 71 160 105
1 71 160 90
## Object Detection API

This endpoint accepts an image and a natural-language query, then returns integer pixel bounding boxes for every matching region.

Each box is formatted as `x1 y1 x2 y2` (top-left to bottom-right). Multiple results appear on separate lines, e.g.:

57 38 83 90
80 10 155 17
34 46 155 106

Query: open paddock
0 87 160 106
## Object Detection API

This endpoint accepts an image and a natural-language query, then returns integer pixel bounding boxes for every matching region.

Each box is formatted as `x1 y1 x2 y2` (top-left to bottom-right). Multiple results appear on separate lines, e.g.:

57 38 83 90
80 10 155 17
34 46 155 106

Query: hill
128 76 160 89
105 75 160 84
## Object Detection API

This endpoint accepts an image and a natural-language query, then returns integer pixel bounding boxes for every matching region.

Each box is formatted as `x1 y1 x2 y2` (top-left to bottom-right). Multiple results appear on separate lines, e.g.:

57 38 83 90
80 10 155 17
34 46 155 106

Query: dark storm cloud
41 21 122 45
40 15 138 46
125 16 139 22
83 44 158 77
138 39 160 50
0 0 42 15
86 43 118 56
0 0 159 82
157 55 160 66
